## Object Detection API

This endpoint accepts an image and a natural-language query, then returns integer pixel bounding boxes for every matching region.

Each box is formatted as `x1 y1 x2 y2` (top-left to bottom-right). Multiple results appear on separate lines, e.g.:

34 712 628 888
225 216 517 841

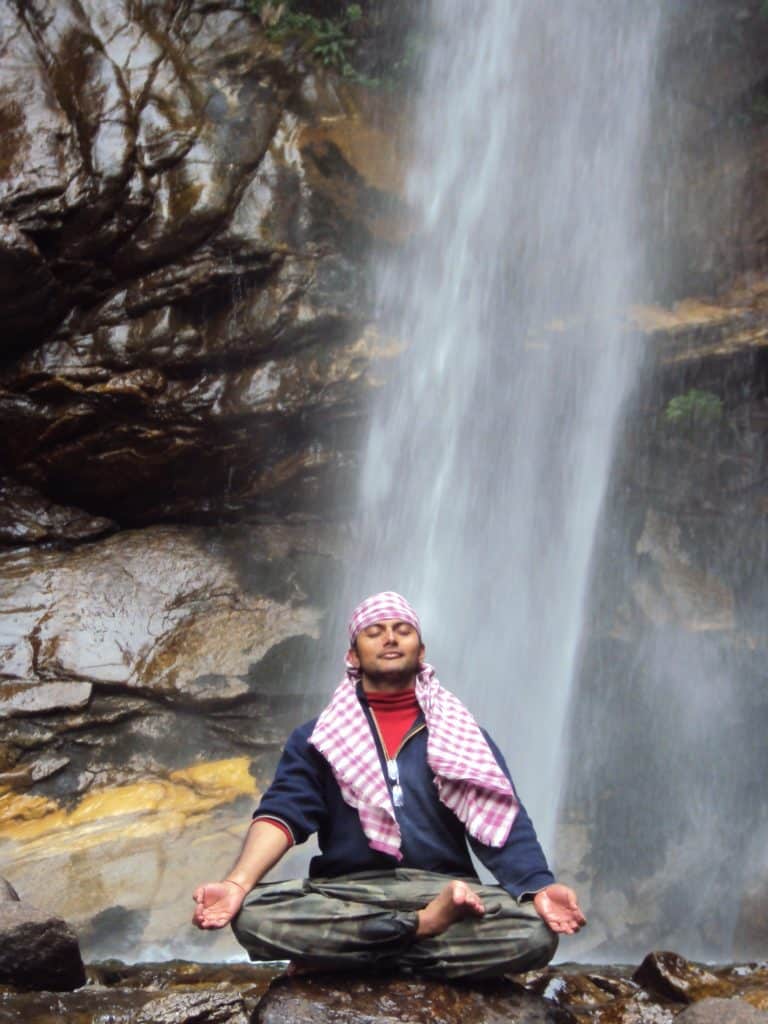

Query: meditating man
192 591 585 979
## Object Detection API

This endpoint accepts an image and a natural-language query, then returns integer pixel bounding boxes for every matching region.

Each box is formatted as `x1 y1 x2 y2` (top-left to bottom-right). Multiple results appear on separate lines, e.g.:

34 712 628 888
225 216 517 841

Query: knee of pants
492 918 558 976
230 911 246 945
526 919 559 967
230 906 263 947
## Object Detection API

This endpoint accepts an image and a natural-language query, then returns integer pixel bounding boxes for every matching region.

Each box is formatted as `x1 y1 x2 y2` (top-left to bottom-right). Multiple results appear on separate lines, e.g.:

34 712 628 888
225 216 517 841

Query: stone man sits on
193 592 585 979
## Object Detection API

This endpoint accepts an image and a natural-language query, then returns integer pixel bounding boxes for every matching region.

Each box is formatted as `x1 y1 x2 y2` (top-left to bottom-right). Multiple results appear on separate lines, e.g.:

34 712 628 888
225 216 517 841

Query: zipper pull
387 759 404 806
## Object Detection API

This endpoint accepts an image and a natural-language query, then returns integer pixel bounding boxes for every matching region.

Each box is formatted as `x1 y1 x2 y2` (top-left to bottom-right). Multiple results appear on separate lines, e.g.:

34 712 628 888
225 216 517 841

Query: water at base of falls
342 0 663 854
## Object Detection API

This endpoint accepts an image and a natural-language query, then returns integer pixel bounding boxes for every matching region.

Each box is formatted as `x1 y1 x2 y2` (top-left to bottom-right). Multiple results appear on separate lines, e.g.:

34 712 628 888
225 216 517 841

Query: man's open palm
533 884 586 934
192 882 244 930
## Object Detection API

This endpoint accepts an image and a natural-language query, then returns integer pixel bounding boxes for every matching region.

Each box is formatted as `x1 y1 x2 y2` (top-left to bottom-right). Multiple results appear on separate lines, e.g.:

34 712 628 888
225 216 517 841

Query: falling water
344 1 663 852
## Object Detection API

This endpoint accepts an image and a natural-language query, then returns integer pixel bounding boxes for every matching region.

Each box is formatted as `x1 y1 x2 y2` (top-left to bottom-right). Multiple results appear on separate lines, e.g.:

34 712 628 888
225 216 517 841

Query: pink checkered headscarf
347 591 421 646
309 592 519 861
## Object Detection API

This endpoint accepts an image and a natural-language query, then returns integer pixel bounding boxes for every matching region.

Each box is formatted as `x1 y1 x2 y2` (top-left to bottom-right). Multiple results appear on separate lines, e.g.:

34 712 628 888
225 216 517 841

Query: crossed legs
232 868 557 981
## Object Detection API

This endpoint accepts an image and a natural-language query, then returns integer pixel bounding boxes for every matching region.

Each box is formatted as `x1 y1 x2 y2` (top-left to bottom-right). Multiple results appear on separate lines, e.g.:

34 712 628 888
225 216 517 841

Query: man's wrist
518 884 553 905
222 876 246 892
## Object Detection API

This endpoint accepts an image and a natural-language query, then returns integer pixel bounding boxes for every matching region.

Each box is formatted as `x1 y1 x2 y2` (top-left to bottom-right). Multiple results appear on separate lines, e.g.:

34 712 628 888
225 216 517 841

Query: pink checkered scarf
308 664 519 861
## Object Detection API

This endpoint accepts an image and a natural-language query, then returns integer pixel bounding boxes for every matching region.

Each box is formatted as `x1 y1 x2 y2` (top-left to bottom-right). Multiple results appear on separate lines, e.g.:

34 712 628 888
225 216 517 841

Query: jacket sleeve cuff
516 881 554 905
251 815 296 846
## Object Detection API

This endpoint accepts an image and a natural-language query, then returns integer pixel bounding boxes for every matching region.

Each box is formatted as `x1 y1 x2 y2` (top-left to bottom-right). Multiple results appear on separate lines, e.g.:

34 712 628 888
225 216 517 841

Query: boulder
134 988 250 1024
0 900 86 991
255 972 577 1024
523 966 640 1012
633 952 731 1004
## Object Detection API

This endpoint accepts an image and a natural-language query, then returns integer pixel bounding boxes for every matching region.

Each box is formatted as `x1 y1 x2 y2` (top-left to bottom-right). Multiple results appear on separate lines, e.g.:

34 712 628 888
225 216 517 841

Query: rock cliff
1 0 768 962
0 0 409 958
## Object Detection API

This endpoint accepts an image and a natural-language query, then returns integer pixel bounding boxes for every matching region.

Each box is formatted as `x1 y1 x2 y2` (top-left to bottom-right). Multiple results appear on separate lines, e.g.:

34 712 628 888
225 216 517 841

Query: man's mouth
380 652 403 659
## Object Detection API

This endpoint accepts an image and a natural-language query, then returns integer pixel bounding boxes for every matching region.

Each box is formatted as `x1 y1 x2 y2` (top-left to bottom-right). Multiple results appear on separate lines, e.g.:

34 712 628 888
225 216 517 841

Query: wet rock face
0 520 335 793
0 0 405 526
646 1 768 299
0 520 341 957
0 478 115 546
0 523 326 705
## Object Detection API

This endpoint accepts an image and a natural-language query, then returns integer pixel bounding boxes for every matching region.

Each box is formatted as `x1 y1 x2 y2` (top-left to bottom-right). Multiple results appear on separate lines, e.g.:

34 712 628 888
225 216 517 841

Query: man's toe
452 881 468 904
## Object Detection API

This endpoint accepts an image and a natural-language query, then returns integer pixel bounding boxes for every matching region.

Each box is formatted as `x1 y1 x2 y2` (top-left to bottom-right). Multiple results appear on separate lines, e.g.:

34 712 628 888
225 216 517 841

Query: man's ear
419 644 425 663
347 646 360 668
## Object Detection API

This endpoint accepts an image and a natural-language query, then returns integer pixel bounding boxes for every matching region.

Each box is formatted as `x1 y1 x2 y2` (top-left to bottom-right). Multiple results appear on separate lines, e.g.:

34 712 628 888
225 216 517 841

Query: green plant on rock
312 16 356 72
250 1 363 77
663 388 723 433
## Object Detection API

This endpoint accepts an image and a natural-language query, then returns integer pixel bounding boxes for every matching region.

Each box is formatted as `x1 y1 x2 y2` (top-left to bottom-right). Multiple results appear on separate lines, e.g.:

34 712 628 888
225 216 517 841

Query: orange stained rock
0 757 258 851
0 789 60 827
630 299 737 332
169 758 257 794
300 116 407 198
296 110 414 243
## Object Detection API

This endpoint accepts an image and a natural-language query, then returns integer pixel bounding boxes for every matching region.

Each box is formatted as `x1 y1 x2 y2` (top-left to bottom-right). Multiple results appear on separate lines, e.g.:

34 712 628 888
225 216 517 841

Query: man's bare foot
415 880 485 938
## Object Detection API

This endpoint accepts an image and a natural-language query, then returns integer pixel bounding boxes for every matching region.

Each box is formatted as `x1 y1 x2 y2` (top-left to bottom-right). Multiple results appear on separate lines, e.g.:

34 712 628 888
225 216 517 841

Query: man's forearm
224 819 292 892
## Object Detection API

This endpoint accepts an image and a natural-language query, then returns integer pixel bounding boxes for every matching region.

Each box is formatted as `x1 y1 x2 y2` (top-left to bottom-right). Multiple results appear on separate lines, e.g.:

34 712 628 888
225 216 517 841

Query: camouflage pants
231 868 557 980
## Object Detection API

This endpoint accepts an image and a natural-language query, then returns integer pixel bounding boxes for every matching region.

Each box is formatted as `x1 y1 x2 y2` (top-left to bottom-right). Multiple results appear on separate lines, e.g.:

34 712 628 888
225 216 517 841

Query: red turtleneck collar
364 686 419 759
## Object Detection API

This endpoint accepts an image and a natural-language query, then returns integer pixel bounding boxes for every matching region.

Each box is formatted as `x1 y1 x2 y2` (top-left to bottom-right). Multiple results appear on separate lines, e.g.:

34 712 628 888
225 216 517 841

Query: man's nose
382 627 399 644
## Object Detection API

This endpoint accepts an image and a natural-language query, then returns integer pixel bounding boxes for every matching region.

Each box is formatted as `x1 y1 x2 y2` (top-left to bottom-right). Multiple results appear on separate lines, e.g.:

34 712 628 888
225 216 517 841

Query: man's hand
192 881 246 930
192 820 291 933
533 884 586 934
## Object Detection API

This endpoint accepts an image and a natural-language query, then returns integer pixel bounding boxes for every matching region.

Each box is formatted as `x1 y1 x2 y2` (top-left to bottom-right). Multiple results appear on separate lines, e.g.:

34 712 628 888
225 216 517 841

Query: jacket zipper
368 714 425 807
369 713 425 762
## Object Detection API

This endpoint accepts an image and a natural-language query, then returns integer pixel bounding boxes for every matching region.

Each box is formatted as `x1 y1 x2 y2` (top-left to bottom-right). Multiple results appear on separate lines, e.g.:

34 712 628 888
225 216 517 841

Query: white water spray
347 1 663 853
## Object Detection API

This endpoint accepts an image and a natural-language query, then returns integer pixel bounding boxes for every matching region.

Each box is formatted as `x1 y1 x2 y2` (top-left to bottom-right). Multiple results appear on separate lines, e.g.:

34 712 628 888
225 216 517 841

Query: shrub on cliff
250 0 428 85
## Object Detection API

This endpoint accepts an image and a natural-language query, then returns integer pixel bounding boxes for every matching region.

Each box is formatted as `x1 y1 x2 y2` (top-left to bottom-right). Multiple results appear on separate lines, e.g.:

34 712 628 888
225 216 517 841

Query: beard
362 664 419 687
358 648 422 688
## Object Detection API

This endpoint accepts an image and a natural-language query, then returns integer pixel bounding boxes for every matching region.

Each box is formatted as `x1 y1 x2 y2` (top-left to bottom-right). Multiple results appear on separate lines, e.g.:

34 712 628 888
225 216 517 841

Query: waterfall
343 0 663 854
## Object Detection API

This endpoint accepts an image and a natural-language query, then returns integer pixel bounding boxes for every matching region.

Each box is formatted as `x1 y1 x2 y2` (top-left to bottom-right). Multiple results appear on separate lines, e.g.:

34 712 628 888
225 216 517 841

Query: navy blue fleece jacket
253 696 555 900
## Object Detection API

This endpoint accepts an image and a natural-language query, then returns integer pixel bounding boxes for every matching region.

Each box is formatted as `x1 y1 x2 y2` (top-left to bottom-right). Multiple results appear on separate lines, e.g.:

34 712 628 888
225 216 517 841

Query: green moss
663 388 723 432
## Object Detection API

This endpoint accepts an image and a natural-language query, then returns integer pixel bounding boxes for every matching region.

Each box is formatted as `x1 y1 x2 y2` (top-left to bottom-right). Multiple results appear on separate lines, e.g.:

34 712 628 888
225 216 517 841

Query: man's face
348 618 424 689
